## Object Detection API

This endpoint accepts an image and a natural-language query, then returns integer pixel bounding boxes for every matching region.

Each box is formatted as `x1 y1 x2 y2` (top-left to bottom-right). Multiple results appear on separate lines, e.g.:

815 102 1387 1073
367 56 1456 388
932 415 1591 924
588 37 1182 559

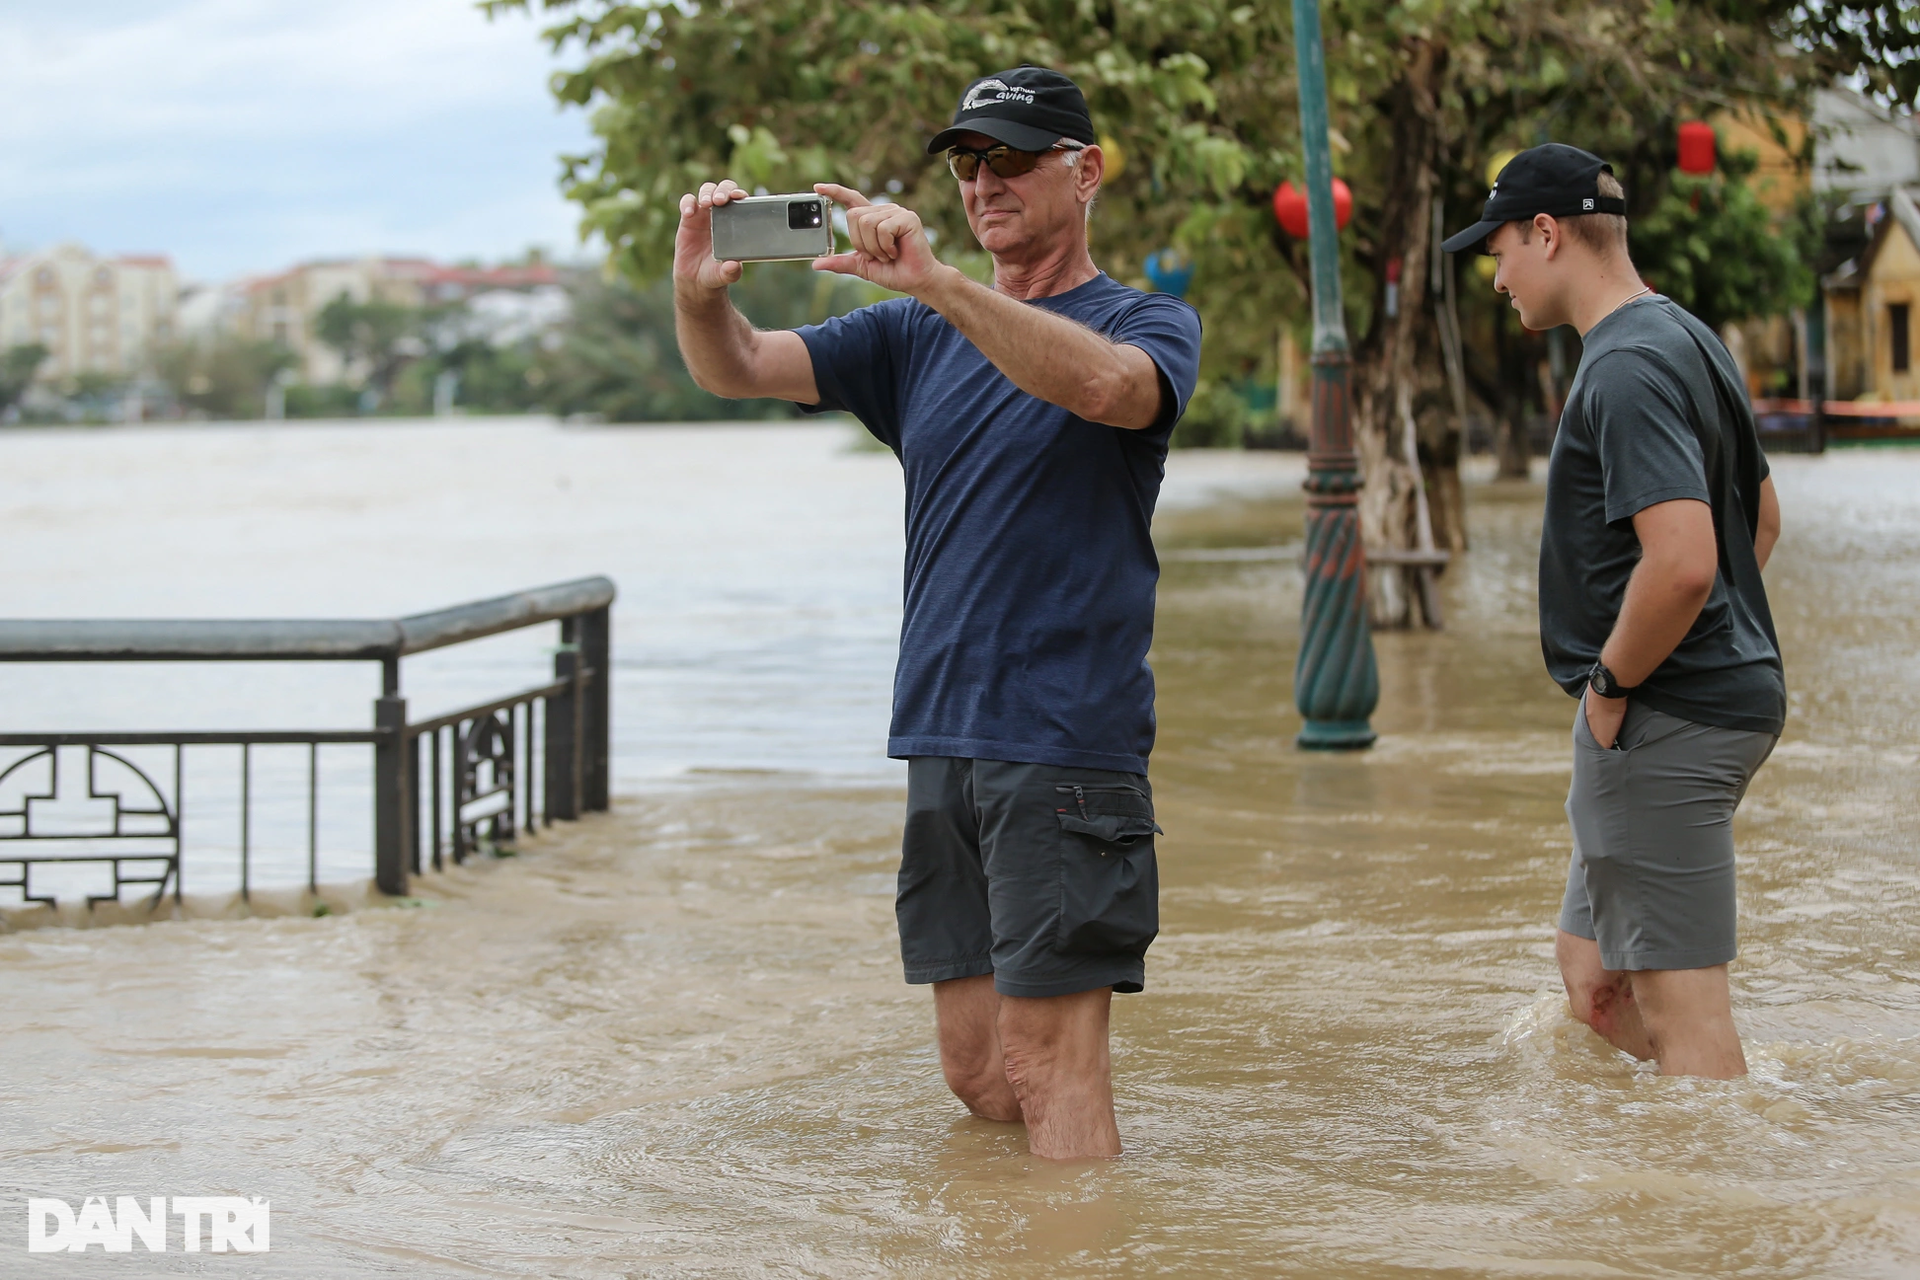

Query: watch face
1592 667 1613 695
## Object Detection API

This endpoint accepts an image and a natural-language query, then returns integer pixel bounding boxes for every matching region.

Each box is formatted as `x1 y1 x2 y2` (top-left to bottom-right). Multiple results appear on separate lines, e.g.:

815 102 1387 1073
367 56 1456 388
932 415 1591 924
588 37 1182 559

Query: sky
0 0 599 283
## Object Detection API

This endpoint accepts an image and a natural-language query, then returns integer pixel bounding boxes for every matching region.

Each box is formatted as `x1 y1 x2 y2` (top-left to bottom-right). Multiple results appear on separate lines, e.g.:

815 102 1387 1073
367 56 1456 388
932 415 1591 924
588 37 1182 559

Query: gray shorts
898 757 1160 998
1560 698 1777 971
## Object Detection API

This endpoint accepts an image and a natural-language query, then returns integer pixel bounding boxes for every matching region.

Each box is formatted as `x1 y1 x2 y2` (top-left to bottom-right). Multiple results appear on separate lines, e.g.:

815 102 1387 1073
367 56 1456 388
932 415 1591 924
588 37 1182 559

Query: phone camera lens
789 200 823 231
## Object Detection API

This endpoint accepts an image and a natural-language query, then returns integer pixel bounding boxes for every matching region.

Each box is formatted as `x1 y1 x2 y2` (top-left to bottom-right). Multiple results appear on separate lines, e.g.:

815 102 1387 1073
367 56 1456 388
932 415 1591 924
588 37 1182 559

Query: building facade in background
0 243 178 382
1703 87 1920 412
1814 88 1920 195
1826 191 1920 404
1811 89 1920 407
236 256 560 384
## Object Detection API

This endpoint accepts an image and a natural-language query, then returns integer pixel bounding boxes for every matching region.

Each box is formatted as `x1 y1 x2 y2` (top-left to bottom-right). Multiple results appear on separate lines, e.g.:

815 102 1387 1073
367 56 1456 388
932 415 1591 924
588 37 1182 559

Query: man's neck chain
1602 284 1653 322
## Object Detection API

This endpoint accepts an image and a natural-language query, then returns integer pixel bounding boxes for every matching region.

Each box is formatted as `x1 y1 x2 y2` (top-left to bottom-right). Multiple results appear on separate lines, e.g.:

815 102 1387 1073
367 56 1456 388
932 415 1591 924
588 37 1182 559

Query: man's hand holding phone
677 177 952 302
810 183 946 298
675 180 749 294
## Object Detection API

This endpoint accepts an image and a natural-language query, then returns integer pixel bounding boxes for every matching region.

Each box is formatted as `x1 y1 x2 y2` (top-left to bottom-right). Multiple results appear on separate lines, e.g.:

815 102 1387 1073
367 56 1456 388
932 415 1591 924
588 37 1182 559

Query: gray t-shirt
1538 295 1786 735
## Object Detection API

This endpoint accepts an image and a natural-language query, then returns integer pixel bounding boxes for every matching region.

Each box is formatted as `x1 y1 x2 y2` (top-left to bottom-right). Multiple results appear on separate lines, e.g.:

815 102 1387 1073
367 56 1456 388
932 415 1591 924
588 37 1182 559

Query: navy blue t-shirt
796 272 1202 773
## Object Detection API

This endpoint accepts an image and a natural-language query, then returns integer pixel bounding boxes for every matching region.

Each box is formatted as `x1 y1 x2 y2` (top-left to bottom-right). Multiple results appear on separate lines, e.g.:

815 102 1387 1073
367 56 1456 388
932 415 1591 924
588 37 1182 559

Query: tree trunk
1352 39 1464 628
1420 399 1467 554
1493 412 1532 479
1491 309 1534 479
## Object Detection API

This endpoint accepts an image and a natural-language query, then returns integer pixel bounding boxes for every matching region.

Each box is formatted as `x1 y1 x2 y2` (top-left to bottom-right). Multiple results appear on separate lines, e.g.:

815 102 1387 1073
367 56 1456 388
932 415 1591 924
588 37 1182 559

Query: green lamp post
1289 0 1379 749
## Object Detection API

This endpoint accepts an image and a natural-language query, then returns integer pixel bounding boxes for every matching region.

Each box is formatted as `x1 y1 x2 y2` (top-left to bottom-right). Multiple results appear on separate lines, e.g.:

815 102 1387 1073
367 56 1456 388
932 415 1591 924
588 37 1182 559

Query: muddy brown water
2 433 1917 1276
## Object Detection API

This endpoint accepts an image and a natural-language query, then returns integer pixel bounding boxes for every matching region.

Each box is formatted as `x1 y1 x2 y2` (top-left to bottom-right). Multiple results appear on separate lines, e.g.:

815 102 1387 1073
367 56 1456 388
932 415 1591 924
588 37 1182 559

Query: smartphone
710 193 833 262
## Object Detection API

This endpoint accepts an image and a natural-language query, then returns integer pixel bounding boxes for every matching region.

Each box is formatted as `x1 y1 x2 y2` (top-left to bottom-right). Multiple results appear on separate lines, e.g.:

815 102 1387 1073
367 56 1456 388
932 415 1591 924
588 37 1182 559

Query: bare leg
1631 964 1747 1079
1556 929 1655 1061
997 987 1121 1160
932 975 1021 1122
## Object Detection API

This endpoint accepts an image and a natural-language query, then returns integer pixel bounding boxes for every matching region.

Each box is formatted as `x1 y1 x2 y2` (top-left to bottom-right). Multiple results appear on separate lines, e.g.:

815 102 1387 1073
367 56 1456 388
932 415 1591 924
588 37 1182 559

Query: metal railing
0 577 613 909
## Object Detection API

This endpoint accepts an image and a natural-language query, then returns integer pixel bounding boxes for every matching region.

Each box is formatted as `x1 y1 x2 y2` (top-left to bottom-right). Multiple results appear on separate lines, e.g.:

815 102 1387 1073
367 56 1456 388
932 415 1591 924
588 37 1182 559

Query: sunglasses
945 141 1084 182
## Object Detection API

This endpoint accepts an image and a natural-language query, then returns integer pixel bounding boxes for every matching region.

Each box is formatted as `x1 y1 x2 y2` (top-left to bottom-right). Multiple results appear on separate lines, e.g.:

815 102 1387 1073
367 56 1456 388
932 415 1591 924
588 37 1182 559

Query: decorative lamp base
1297 718 1379 750
1292 351 1379 750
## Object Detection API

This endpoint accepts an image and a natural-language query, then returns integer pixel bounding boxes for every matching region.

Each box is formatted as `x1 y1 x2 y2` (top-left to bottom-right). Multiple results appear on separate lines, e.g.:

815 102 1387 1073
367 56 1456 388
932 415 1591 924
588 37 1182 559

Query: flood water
2 421 1917 1276
0 420 1294 897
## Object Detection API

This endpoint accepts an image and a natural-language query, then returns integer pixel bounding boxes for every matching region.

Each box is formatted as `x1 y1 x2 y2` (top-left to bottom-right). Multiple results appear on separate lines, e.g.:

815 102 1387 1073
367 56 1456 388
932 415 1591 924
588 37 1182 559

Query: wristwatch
1588 661 1635 699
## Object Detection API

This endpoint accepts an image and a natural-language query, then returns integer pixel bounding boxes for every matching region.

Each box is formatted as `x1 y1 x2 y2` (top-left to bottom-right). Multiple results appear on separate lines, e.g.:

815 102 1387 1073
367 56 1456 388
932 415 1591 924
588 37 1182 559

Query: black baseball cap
926 66 1098 155
1441 143 1627 254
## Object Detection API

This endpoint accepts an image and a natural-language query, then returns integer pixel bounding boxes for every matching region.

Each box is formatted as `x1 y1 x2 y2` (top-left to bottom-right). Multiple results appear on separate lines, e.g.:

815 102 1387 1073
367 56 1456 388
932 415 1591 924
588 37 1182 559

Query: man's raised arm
811 183 1167 430
672 179 819 405
917 272 1167 430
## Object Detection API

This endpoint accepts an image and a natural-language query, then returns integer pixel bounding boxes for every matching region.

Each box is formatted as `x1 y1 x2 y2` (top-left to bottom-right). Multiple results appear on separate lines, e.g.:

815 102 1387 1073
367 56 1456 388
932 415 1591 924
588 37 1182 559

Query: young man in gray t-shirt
1445 144 1785 1078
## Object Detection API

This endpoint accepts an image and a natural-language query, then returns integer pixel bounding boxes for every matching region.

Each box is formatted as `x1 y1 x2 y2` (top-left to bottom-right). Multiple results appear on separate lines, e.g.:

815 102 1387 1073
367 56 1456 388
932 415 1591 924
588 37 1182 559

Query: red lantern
1273 182 1309 237
1677 121 1716 175
1273 178 1354 238
1330 179 1354 232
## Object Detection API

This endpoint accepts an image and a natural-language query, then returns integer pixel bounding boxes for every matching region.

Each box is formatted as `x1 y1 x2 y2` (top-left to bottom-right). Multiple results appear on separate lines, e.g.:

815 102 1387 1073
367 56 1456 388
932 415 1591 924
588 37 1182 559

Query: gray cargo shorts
897 757 1160 998
1560 697 1777 971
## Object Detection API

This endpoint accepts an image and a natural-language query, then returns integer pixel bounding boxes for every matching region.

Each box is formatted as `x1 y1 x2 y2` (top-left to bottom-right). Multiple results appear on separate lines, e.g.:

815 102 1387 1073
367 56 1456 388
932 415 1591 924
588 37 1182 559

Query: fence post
406 731 423 874
373 694 411 896
545 629 581 822
579 605 611 812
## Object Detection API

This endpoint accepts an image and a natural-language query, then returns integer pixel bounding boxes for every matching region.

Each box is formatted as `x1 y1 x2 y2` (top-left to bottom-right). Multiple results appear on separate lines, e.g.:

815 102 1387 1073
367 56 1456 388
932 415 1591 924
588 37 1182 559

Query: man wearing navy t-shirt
672 66 1201 1158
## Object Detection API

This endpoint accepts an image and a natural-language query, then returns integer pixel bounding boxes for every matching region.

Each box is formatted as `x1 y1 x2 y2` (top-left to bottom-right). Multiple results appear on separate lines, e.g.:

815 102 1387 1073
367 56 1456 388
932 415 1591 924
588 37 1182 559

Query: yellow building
1699 89 1920 410
237 257 436 385
1826 189 1920 404
1715 108 1806 212
0 243 178 382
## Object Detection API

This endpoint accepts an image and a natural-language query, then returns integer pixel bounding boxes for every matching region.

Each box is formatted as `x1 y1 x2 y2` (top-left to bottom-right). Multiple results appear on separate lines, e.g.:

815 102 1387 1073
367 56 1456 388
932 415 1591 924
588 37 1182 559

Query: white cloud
0 0 600 280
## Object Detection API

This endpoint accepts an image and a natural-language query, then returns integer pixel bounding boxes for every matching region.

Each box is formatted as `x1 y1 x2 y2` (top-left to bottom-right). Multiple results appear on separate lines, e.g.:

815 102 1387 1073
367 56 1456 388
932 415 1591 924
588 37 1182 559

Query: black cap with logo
926 66 1098 155
1441 143 1627 255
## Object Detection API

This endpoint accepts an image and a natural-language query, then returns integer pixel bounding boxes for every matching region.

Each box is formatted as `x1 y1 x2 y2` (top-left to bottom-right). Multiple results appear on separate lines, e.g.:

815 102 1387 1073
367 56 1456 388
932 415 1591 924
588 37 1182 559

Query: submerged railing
0 577 613 909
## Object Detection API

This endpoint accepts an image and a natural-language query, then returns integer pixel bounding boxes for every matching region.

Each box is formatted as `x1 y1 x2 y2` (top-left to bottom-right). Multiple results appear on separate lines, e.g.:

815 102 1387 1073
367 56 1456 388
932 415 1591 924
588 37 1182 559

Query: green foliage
283 382 362 419
0 343 50 414
153 335 296 419
489 0 1869 411
1629 147 1820 334
535 262 880 422
1777 0 1920 110
305 292 568 417
385 340 546 416
1173 378 1250 448
488 0 1310 382
66 370 128 400
314 294 421 400
438 340 545 412
534 273 744 422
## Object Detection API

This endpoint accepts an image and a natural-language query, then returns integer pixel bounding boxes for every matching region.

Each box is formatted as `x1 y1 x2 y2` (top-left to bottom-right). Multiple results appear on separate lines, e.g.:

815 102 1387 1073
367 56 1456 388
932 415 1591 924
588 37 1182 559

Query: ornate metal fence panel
0 744 179 908
0 578 613 916
412 688 553 870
